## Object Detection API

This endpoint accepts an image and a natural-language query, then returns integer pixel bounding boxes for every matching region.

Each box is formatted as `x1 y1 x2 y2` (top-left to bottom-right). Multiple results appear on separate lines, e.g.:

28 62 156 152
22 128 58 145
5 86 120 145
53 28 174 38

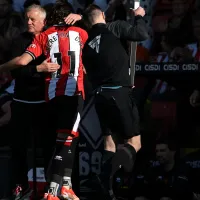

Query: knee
127 135 141 152
104 135 116 152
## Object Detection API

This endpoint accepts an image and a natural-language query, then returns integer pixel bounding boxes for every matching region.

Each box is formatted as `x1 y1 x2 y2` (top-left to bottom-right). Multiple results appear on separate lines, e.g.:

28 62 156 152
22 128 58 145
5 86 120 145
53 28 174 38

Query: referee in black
82 4 148 200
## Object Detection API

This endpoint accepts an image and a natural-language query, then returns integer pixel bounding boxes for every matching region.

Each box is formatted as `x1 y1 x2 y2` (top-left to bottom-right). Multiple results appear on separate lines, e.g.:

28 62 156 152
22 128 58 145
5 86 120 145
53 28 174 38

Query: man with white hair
0 2 88 200
9 4 59 200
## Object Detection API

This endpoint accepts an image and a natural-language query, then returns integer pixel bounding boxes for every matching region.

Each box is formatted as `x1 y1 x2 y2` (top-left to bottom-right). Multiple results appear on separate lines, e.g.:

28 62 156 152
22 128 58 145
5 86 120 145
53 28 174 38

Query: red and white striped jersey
26 25 88 101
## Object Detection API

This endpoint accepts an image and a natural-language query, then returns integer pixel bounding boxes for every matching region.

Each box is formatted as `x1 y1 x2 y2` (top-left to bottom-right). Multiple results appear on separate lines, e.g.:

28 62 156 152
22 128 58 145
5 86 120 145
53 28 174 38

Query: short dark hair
83 4 102 23
46 2 74 27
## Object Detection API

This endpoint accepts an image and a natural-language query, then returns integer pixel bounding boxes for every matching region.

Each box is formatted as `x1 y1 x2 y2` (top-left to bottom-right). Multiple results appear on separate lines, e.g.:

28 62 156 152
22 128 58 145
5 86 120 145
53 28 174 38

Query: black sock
51 136 78 176
50 134 78 194
100 150 115 191
124 143 137 171
102 150 115 176
95 150 115 197
111 143 136 177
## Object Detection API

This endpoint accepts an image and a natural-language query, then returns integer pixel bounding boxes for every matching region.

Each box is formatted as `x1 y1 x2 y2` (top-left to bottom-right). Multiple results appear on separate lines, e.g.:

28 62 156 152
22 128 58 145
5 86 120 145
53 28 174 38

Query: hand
132 6 145 17
190 90 200 107
83 66 86 74
36 58 60 72
64 13 82 25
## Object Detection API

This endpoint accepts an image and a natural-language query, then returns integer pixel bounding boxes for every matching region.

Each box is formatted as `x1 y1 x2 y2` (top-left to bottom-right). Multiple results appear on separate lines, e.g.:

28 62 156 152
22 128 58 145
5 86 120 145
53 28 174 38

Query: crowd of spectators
0 0 199 200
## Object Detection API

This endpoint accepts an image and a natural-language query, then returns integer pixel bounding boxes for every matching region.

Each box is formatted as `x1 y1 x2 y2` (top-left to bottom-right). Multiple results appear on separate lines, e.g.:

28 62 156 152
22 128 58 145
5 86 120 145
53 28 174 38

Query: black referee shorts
95 87 140 139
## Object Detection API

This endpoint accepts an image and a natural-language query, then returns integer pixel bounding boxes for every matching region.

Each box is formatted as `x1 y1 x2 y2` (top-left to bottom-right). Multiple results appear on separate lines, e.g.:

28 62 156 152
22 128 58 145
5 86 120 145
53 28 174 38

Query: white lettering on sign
182 64 198 71
79 151 102 176
135 63 199 72
144 64 160 71
163 64 179 71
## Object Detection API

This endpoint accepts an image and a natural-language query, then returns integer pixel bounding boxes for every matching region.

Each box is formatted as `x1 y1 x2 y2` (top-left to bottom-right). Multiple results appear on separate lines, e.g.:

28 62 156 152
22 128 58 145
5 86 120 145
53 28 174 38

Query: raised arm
106 7 149 41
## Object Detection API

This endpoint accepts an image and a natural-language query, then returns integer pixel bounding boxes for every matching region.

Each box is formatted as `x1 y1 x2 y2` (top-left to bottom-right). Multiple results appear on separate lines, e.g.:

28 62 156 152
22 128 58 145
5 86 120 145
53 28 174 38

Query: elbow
135 26 150 41
143 32 149 40
137 32 149 41
16 57 27 66
128 29 149 42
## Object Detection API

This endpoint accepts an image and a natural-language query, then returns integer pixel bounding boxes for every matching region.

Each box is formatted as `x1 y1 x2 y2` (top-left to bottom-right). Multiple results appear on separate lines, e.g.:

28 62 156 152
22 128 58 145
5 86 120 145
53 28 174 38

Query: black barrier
135 63 200 74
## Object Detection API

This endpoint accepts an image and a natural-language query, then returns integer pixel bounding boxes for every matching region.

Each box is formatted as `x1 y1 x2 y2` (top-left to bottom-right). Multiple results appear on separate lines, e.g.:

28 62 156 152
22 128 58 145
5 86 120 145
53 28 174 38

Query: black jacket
82 16 149 89
10 32 46 102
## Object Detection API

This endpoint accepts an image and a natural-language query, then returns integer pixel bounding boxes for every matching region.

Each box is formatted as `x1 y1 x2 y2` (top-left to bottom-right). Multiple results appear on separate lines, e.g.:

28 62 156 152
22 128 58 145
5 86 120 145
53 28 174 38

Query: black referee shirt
83 23 131 89
82 17 149 89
